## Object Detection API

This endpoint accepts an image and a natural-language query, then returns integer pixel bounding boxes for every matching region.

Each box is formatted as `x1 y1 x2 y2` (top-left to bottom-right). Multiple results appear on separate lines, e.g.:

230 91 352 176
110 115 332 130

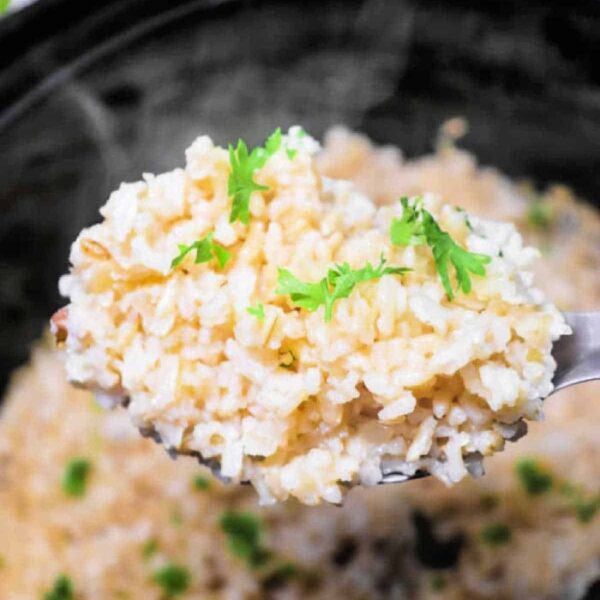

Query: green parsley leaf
192 474 210 491
286 148 298 160
527 199 553 230
44 575 74 600
516 458 553 496
62 458 91 498
0 0 9 14
573 498 600 524
264 128 282 155
390 198 491 300
228 128 282 225
142 539 159 560
152 564 190 598
171 232 231 270
220 511 271 569
423 210 491 299
170 510 183 528
559 483 600 524
480 523 512 546
390 197 426 246
276 255 410 322
246 303 265 321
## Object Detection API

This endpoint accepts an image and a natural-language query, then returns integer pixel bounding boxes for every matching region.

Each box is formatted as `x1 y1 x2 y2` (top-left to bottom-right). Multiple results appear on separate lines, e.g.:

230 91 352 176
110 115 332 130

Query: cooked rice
1 127 599 598
57 127 568 505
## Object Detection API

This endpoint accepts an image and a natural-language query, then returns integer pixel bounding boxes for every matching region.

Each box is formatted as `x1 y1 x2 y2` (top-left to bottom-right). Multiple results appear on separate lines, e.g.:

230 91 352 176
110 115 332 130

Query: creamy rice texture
58 127 569 504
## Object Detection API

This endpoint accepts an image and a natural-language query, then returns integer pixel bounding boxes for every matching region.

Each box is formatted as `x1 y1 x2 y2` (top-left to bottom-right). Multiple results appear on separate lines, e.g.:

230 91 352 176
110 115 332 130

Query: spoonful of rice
51 126 596 505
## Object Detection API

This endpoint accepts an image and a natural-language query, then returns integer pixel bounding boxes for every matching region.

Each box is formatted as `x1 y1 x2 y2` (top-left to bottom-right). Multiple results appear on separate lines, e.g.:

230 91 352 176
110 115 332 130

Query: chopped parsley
0 0 9 15
192 474 210 491
480 523 512 546
390 197 491 300
170 232 231 270
276 255 410 322
286 148 298 160
560 483 600 524
62 458 91 498
516 458 553 496
390 197 427 246
170 510 183 528
228 128 282 225
44 575 74 600
220 510 271 568
527 199 553 230
142 539 159 560
152 564 190 597
246 303 265 321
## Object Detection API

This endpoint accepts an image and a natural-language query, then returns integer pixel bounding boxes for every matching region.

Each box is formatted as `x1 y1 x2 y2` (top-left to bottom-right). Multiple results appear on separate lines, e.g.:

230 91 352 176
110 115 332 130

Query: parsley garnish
390 197 427 246
246 303 265 321
480 523 512 546
170 510 183 528
62 458 91 498
152 564 190 597
560 483 600 524
276 255 410 322
390 197 491 300
170 232 231 270
192 474 210 491
527 199 553 230
220 511 271 568
516 458 553 496
286 148 297 160
44 575 74 600
0 1 9 15
142 539 159 560
228 128 282 225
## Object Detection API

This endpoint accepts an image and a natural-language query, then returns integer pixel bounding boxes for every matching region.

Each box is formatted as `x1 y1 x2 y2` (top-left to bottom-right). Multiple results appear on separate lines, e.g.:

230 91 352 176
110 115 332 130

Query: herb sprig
516 458 553 496
228 128 282 225
220 511 272 568
62 458 92 498
480 523 512 547
390 197 491 300
246 303 265 321
44 575 74 600
276 255 410 322
152 564 190 598
171 232 231 270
